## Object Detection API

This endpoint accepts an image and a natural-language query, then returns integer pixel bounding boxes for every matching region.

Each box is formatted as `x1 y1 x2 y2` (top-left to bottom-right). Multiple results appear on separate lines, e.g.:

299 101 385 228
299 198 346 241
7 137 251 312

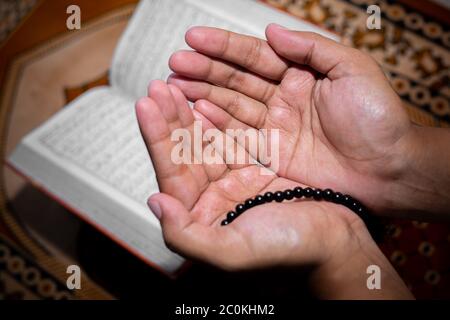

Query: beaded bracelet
221 187 369 226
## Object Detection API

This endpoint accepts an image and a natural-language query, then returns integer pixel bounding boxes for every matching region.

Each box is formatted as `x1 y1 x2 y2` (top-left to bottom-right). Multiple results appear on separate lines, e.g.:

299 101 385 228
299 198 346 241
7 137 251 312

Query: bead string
221 187 369 226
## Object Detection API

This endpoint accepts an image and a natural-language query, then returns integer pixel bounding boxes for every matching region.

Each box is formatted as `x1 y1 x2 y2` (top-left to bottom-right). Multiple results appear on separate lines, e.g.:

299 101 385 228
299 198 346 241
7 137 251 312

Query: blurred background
0 0 449 300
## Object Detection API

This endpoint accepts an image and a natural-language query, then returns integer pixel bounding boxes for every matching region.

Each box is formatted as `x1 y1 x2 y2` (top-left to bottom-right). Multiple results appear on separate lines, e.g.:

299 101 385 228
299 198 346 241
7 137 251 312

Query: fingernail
148 199 162 220
167 74 182 85
270 23 288 30
186 26 206 43
192 110 202 121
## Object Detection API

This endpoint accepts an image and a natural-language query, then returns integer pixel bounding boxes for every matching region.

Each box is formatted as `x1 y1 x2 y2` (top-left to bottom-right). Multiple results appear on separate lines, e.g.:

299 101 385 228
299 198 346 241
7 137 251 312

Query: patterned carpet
0 0 37 43
260 0 450 299
1 0 449 299
0 235 73 300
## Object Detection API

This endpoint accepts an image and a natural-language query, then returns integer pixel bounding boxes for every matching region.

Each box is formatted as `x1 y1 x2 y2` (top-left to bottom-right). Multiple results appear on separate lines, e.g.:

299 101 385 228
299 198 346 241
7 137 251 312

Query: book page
10 87 184 272
37 88 154 205
110 0 338 98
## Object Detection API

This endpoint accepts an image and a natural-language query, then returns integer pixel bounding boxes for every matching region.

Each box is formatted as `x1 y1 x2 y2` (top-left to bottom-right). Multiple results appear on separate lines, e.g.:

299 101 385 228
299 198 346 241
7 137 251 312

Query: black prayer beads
221 187 369 226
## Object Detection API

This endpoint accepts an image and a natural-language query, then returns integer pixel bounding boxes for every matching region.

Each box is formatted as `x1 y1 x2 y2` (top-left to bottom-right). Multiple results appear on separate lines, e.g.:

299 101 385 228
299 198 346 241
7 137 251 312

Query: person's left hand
135 80 366 271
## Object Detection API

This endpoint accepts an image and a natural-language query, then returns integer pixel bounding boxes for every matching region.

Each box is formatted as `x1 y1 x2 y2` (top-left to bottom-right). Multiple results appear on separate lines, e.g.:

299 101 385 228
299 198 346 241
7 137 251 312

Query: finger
193 109 240 175
194 99 254 138
185 26 289 81
168 74 267 129
169 50 277 103
147 81 211 195
147 80 178 127
167 83 194 128
194 99 262 166
159 82 214 193
194 100 279 175
165 83 229 183
148 193 243 269
266 24 368 80
136 97 201 209
194 102 259 171
191 110 229 182
165 83 229 185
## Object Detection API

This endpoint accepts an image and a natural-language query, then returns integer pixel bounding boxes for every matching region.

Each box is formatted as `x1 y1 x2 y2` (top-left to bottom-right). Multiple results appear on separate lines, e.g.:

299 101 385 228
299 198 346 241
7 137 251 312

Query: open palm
167 24 414 213
135 80 363 270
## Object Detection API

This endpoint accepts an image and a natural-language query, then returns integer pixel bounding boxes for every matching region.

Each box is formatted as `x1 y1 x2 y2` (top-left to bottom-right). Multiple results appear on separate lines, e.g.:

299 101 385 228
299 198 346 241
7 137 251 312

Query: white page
37 87 156 206
10 86 184 272
111 0 338 99
27 87 158 218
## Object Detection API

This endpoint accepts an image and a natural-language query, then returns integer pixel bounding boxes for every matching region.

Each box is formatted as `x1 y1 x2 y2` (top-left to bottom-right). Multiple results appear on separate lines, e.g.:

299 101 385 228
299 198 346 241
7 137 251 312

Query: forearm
386 125 450 220
309 228 413 299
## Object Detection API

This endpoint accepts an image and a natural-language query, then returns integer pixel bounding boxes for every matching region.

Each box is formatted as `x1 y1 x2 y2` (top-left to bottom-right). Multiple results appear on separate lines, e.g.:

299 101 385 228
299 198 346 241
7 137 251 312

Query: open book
8 0 337 275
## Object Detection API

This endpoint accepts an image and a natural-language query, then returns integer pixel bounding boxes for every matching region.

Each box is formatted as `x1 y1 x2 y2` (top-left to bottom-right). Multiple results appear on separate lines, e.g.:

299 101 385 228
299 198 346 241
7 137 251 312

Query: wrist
309 218 413 299
377 123 420 212
383 125 450 219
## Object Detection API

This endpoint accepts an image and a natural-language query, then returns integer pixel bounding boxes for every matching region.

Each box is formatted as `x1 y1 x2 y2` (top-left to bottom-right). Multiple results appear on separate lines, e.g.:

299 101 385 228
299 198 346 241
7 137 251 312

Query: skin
135 80 412 299
135 23 450 300
167 24 450 220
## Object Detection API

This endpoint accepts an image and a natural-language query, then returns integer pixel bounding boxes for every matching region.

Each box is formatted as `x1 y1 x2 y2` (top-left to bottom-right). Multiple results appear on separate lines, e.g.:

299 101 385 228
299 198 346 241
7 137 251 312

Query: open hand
135 80 366 271
167 24 415 214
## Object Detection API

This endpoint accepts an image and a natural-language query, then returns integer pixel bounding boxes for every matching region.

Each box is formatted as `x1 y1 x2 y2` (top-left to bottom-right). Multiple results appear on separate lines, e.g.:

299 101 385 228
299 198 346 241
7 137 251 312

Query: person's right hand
167 24 419 216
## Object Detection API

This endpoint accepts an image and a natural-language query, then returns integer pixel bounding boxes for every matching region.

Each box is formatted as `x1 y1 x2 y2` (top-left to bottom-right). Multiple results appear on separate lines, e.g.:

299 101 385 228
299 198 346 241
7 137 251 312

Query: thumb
147 193 229 266
148 192 192 232
265 23 367 79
